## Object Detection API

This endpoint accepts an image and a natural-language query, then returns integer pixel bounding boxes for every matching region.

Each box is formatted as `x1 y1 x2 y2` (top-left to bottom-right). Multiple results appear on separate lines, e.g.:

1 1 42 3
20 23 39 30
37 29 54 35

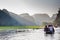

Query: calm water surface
0 28 60 40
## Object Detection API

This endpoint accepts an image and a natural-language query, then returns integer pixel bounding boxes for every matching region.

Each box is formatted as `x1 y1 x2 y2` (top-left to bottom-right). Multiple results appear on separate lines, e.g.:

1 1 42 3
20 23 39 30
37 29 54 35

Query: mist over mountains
0 9 36 26
0 9 57 26
33 14 51 25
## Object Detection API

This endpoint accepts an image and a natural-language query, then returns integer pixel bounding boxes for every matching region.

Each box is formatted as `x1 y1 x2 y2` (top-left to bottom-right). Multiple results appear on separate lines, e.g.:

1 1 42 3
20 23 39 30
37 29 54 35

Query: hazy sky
0 0 60 16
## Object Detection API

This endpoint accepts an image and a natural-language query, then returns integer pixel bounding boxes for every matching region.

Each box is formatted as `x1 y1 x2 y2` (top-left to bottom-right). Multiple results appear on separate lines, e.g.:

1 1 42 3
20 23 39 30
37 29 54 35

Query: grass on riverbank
0 26 44 30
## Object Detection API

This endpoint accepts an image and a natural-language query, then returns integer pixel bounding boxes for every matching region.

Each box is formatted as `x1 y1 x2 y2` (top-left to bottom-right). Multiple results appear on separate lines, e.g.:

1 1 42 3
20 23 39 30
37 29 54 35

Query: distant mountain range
0 9 57 26
20 13 36 24
33 14 51 25
0 9 36 26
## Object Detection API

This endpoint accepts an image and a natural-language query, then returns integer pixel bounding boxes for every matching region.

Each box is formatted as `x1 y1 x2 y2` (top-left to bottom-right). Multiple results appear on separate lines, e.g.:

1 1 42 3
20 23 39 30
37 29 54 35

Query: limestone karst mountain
9 13 36 26
51 14 57 22
20 13 36 25
0 9 36 26
0 9 22 26
0 9 57 26
54 8 60 26
33 14 51 25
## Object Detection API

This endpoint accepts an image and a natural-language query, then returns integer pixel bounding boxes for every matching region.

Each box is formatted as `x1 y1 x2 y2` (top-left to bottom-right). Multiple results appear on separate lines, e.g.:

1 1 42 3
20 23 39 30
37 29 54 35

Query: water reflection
44 33 54 37
0 30 17 40
44 28 60 40
0 29 60 40
44 33 54 40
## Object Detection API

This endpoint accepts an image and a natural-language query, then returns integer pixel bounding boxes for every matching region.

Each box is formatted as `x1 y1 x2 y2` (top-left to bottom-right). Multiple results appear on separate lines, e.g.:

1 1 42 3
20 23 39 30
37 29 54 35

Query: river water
0 28 60 40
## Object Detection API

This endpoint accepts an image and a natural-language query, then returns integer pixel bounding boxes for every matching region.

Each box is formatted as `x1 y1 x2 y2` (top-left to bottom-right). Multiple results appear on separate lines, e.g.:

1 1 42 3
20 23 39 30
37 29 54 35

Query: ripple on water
0 29 60 40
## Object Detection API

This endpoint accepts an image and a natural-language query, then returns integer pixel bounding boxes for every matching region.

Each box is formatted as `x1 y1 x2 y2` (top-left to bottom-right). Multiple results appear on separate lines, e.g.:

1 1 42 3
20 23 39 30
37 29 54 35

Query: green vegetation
0 26 44 30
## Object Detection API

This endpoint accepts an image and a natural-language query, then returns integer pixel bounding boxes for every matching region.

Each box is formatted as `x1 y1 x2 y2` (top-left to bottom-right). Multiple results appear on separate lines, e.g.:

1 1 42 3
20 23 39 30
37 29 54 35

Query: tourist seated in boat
44 25 55 34
44 25 49 34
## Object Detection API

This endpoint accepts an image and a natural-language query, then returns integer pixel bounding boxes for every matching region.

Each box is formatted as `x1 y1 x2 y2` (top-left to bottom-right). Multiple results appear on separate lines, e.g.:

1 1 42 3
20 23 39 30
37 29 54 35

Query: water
0 28 60 40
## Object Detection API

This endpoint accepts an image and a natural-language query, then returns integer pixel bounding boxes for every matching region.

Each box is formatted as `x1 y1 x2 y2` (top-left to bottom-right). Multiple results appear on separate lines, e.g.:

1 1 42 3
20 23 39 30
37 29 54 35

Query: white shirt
48 27 53 31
